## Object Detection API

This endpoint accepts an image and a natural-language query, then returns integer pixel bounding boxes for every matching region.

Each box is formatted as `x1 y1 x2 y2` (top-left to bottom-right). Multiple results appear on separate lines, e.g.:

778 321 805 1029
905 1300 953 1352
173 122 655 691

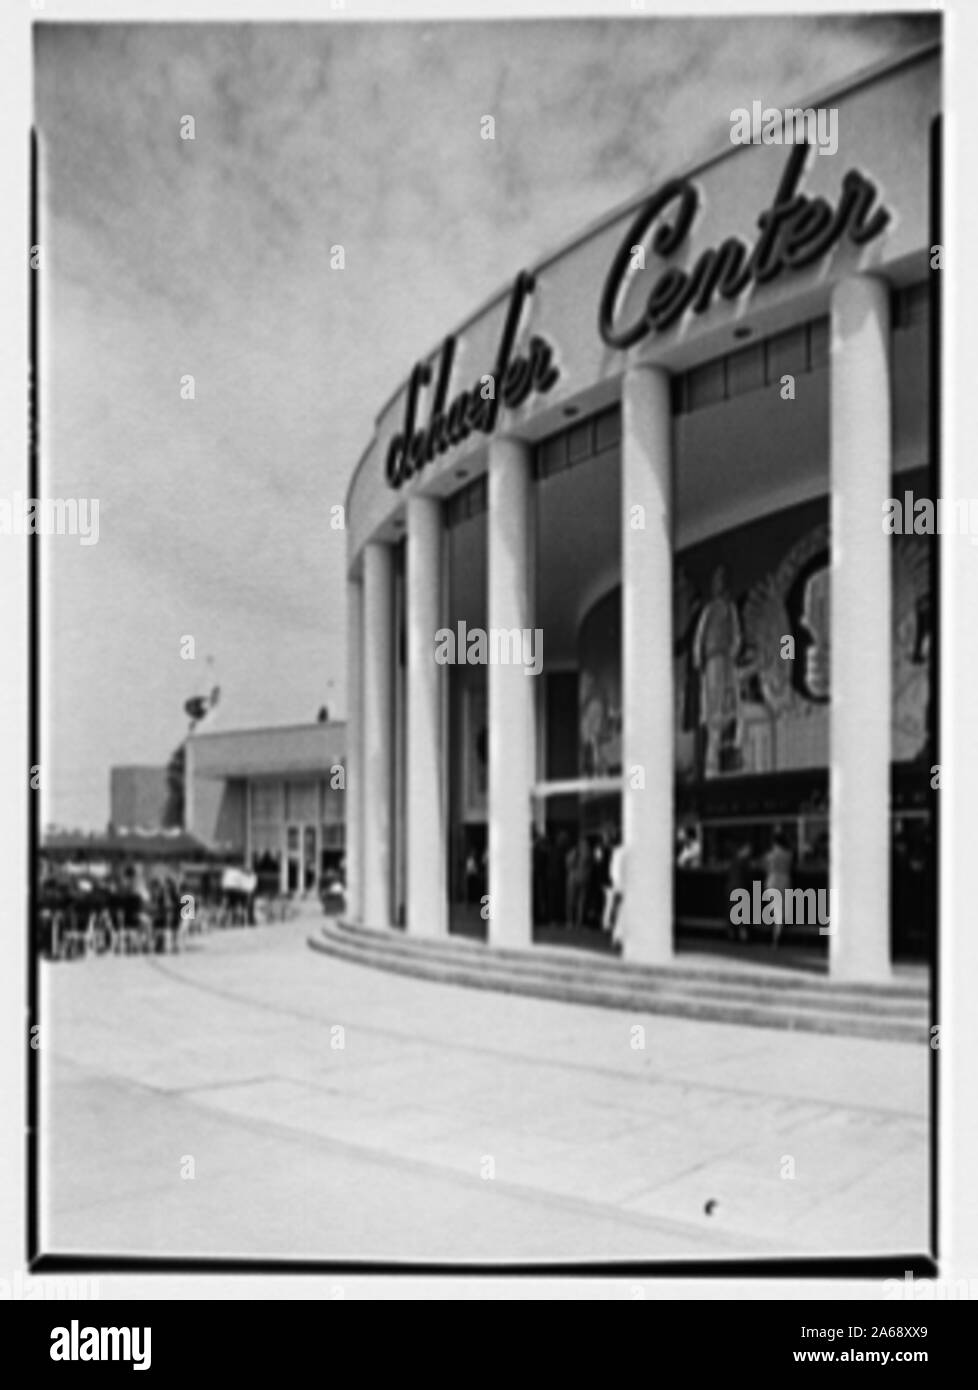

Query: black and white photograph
3 0 978 1327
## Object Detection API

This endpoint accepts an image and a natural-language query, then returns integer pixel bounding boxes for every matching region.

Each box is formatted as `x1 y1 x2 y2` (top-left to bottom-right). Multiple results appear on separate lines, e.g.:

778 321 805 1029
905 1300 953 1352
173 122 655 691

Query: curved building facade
344 45 940 979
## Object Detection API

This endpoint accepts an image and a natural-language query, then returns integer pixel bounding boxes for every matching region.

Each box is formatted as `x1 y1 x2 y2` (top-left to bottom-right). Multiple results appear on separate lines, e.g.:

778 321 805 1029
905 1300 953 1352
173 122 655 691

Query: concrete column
406 495 448 937
344 576 363 923
620 364 674 965
392 564 407 924
362 542 394 928
487 437 534 948
829 274 892 981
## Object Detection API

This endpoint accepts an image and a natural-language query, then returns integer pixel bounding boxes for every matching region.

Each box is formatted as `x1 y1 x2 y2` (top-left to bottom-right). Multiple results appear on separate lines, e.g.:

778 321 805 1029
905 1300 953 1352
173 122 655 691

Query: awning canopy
41 829 215 861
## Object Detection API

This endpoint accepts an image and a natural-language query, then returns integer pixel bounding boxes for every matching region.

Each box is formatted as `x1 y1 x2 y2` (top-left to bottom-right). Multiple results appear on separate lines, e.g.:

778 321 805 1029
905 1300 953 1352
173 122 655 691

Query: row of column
345 272 893 981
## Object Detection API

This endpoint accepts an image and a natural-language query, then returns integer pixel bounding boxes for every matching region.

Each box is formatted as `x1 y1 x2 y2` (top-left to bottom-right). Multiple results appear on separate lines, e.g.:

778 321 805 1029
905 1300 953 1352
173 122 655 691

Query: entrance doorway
532 778 623 947
285 823 319 895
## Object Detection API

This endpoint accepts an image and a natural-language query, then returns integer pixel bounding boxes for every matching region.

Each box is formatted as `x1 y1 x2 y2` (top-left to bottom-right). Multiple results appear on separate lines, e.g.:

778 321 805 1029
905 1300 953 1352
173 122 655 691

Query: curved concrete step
319 921 925 1021
308 919 929 1044
321 917 928 1000
313 918 930 1001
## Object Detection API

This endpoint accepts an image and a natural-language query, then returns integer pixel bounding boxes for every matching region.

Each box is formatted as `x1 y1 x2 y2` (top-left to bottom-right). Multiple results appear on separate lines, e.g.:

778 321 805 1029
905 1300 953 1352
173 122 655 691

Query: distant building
109 765 169 832
184 721 346 894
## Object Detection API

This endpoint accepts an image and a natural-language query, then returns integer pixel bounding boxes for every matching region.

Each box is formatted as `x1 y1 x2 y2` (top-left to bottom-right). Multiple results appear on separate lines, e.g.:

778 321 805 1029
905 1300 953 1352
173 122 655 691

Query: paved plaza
41 906 929 1262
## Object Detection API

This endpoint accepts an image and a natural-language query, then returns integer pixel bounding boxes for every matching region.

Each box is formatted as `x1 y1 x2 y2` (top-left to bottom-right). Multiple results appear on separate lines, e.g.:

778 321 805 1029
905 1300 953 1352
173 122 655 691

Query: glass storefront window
285 779 317 823
567 419 592 463
687 357 726 410
320 774 345 823
593 404 621 453
251 780 282 823
809 317 830 370
765 325 807 380
251 822 279 849
727 342 765 395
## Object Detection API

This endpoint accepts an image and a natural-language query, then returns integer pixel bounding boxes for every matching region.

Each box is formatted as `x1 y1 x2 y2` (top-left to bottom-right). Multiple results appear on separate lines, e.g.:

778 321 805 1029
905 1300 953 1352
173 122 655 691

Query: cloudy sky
35 12 937 829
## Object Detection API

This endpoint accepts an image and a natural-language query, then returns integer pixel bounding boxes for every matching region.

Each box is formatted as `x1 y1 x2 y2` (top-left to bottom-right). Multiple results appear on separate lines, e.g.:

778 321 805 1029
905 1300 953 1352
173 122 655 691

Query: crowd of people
36 859 264 960
458 818 816 952
524 819 806 950
527 826 625 941
538 821 796 948
719 827 794 947
462 827 627 941
38 862 189 958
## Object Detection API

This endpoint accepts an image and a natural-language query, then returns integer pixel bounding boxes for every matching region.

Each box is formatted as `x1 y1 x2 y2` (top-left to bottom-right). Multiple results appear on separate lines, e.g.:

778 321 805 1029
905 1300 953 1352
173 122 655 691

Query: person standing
149 877 168 953
765 829 793 948
549 830 568 926
464 847 479 906
677 824 703 869
244 868 258 926
565 839 585 930
725 841 754 943
604 833 625 942
532 828 550 925
163 874 181 951
581 837 600 927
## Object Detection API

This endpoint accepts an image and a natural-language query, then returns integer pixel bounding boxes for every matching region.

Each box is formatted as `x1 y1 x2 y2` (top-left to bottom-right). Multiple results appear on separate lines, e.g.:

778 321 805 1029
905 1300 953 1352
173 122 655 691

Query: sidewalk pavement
41 906 929 1262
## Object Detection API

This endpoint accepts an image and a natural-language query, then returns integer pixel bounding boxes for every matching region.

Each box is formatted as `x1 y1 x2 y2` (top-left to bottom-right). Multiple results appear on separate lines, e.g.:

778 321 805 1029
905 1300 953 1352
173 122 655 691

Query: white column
620 365 674 965
829 274 892 981
362 542 394 928
344 576 363 923
487 437 534 948
406 496 448 936
393 564 407 924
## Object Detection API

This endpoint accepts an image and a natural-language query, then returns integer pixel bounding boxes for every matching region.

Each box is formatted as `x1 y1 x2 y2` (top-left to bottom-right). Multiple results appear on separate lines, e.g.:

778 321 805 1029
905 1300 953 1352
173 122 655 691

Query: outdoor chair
113 899 150 954
62 904 108 959
151 903 184 954
182 895 208 935
38 906 67 960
